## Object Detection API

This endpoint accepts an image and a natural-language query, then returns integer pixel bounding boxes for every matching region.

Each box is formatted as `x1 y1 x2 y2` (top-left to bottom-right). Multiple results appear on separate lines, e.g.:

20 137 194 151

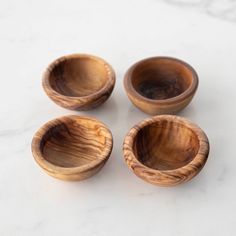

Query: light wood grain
123 115 209 186
43 54 115 110
31 115 113 181
124 57 198 115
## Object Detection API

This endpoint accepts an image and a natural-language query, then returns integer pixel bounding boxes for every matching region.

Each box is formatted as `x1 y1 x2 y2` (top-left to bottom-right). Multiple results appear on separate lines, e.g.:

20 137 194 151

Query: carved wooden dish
43 54 115 110
31 115 113 181
124 57 198 115
123 115 209 186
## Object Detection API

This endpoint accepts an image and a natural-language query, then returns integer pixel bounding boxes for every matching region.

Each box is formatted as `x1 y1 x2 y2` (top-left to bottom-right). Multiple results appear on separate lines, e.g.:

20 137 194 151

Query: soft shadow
80 96 118 124
126 105 149 128
176 103 198 119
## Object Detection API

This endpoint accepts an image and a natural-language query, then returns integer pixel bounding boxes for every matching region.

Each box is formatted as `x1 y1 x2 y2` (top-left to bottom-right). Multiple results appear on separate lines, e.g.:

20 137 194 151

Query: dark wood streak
123 115 209 186
31 115 113 181
124 57 198 115
42 54 116 111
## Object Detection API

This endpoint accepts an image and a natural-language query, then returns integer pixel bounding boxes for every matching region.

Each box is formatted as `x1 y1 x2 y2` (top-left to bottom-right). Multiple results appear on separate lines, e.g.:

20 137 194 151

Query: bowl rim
31 115 113 175
124 56 199 105
123 115 209 178
42 53 116 102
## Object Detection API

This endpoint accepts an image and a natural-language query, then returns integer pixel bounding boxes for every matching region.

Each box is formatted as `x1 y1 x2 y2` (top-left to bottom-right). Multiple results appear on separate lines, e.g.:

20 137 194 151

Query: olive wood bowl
31 115 113 181
124 57 198 115
123 115 209 186
43 54 115 110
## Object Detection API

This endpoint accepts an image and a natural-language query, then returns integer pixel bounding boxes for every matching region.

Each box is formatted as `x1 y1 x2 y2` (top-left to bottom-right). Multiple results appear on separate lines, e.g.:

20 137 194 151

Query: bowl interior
133 119 200 170
49 56 109 97
40 118 108 168
130 58 195 100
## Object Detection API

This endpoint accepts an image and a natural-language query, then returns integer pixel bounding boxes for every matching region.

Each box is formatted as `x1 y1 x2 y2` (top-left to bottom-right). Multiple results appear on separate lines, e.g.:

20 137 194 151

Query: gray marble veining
163 0 236 22
0 0 236 235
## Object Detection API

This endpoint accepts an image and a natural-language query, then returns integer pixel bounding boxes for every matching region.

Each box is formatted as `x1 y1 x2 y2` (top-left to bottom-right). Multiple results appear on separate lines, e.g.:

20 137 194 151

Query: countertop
0 0 236 235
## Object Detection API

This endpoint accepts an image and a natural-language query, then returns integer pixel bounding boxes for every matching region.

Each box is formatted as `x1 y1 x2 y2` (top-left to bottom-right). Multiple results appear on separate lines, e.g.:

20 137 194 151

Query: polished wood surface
43 54 115 110
31 115 113 181
123 115 209 186
124 57 198 115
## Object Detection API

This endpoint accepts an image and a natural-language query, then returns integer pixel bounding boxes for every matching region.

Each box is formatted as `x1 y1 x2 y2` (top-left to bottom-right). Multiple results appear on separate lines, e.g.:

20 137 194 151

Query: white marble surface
0 0 236 235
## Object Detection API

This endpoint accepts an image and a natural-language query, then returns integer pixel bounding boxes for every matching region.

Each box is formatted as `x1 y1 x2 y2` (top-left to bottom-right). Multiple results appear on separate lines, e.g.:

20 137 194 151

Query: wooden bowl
124 57 198 115
123 115 209 186
31 115 113 181
43 54 115 110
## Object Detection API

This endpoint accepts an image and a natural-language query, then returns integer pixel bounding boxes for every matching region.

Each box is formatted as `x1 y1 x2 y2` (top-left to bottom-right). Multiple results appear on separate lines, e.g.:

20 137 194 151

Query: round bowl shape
124 57 198 115
123 115 209 186
31 115 113 181
43 54 115 110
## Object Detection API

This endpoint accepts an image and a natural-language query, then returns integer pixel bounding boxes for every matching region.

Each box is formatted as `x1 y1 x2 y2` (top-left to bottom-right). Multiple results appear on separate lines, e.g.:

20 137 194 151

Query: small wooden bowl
123 115 209 186
43 54 115 110
124 57 198 115
31 115 113 181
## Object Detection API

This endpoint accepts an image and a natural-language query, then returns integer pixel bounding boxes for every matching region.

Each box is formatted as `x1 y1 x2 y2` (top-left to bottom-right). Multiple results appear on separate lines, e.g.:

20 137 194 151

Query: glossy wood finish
123 115 209 186
124 57 198 115
43 54 115 110
31 115 113 181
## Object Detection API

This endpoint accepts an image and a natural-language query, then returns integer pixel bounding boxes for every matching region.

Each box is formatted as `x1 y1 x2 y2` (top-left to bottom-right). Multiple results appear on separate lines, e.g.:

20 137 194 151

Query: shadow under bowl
124 57 198 115
43 54 116 110
123 115 209 186
31 115 113 181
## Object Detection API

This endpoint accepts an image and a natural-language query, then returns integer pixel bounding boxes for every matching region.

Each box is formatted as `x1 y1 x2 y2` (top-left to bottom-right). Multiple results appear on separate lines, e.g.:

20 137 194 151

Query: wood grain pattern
31 115 113 181
43 54 115 110
124 57 198 115
123 115 209 186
